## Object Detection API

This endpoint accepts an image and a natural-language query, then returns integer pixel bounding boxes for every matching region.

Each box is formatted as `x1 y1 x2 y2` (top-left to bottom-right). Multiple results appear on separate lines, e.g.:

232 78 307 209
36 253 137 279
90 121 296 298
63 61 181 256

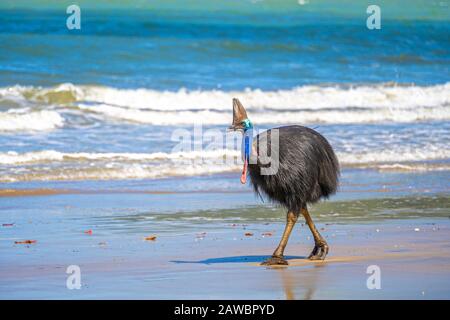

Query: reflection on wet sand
278 263 325 300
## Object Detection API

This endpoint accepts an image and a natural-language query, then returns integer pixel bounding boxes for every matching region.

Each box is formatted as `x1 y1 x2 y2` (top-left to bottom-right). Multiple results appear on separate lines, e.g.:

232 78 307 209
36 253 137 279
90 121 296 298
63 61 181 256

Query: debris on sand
15 240 37 244
144 235 157 241
196 232 207 238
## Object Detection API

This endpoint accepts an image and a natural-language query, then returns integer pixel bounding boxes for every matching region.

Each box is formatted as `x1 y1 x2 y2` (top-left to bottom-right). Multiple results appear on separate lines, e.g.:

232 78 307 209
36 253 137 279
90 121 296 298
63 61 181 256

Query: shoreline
1 217 449 299
1 166 449 299
0 188 253 197
1 166 449 198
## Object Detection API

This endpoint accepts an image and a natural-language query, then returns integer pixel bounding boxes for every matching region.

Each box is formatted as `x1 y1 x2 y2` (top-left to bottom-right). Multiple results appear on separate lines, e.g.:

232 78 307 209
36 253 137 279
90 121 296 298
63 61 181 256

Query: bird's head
229 98 252 132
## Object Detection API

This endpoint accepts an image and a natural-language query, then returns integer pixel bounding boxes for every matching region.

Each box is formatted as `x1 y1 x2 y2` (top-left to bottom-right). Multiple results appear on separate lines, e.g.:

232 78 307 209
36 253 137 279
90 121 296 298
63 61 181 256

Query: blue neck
242 120 253 162
242 118 253 132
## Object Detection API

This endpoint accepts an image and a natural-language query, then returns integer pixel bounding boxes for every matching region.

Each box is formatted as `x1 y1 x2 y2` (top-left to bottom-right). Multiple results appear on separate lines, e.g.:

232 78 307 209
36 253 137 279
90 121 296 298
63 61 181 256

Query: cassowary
229 98 339 265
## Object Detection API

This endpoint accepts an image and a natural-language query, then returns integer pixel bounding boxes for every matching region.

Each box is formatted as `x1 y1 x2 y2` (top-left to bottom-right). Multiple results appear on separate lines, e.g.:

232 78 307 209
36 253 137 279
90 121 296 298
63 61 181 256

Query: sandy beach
1 169 450 299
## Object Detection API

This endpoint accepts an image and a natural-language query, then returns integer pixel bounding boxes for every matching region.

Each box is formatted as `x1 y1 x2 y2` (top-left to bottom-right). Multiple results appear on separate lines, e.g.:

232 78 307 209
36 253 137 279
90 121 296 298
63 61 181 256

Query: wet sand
0 188 449 299
0 188 251 197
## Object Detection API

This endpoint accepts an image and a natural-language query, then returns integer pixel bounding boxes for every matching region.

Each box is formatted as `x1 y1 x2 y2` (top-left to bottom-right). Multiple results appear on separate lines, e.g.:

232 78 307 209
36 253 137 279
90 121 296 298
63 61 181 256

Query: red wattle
240 159 248 184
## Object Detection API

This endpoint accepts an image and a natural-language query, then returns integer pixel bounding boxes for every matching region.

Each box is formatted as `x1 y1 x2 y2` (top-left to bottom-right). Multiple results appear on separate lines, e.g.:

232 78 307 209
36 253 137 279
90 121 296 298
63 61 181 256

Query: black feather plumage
248 125 339 213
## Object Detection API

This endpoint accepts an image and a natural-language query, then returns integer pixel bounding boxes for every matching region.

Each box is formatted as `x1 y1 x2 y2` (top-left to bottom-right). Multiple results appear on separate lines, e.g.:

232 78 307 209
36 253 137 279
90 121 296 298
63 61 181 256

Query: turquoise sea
0 1 449 186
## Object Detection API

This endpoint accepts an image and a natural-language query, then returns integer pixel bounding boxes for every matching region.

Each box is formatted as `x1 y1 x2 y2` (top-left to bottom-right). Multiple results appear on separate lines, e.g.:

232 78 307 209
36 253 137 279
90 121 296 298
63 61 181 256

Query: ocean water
0 1 449 188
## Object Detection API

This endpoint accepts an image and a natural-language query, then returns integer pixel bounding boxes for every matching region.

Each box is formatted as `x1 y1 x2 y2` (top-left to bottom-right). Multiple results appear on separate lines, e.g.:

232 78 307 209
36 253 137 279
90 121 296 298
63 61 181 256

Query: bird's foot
308 242 329 261
261 255 288 266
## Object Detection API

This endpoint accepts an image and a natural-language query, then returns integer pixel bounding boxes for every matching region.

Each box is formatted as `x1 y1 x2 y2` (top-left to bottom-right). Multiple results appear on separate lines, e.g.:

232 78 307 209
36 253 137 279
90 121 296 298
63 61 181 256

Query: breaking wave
1 147 449 182
0 110 64 132
0 82 449 131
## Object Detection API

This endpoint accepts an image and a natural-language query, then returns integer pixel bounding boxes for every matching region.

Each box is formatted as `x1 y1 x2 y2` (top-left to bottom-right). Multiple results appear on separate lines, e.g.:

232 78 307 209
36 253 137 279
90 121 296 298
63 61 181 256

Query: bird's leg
261 211 298 266
301 207 328 260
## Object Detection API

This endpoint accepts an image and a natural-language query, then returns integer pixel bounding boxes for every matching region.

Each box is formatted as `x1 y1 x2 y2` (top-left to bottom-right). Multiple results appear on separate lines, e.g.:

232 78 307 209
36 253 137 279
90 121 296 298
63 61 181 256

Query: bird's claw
308 242 329 260
261 255 288 266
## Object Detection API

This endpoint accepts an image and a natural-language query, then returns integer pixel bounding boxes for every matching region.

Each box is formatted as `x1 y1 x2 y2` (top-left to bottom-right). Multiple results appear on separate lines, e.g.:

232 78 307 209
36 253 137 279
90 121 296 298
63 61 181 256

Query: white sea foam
338 147 450 164
1 147 449 182
0 149 241 182
78 103 450 125
1 82 449 126
1 147 448 166
0 149 241 165
78 82 450 111
0 164 242 183
0 110 64 132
